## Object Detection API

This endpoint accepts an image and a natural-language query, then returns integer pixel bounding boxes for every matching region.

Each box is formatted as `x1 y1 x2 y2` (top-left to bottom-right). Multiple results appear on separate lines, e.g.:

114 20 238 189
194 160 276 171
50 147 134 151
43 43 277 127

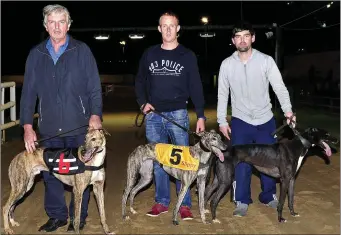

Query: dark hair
159 11 179 25
231 21 255 38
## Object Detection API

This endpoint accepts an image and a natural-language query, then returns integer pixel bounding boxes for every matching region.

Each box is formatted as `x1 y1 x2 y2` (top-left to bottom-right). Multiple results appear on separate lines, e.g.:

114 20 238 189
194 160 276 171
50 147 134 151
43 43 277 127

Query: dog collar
199 141 211 153
294 130 312 149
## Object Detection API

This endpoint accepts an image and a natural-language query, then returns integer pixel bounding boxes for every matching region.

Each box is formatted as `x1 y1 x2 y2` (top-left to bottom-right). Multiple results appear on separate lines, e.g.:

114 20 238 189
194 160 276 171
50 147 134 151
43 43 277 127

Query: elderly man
20 4 103 232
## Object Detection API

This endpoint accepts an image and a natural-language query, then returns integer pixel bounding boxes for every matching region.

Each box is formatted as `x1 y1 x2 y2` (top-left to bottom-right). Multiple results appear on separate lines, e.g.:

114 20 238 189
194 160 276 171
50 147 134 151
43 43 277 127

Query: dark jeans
145 109 191 208
40 134 90 221
231 117 277 205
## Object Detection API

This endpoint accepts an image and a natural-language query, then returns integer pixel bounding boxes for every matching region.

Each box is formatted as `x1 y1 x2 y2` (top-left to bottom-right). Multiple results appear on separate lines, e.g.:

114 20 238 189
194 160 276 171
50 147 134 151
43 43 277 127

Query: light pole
201 16 209 72
119 40 126 56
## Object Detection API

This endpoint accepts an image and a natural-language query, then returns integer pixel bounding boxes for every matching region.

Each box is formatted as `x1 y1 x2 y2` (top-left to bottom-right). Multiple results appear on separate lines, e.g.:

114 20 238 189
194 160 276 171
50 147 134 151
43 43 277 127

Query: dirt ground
1 87 340 234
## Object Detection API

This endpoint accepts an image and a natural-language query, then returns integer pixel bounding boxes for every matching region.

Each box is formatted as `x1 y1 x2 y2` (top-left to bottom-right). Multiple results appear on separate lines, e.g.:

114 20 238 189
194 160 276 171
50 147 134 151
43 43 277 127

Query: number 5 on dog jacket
155 143 199 171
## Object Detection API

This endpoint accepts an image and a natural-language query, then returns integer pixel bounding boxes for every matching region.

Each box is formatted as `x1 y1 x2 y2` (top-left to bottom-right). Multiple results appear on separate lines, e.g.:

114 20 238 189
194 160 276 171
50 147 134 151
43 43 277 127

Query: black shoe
38 218 68 232
67 219 86 232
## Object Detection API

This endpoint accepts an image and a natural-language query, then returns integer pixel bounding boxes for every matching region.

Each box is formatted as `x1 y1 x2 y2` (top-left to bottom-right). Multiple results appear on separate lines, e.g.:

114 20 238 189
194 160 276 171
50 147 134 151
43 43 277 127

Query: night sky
2 1 340 75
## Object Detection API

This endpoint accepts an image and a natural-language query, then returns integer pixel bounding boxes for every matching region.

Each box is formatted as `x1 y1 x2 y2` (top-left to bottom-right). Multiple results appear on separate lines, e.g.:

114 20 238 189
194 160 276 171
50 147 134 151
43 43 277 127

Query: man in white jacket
217 21 296 217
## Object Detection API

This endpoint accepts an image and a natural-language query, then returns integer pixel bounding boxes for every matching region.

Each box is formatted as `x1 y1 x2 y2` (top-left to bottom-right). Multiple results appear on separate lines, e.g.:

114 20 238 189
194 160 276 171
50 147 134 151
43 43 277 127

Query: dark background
1 1 340 75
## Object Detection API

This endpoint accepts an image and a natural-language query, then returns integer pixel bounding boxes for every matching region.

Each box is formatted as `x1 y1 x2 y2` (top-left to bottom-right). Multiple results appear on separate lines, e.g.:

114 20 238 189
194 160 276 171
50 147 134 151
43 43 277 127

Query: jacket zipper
37 46 77 130
79 96 85 114
38 46 76 59
244 63 254 119
39 98 43 121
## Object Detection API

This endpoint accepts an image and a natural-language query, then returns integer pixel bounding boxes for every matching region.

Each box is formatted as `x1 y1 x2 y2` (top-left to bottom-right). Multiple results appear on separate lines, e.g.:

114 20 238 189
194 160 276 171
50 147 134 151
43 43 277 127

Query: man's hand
141 103 155 114
219 124 232 140
285 112 296 128
23 124 37 153
196 118 205 133
89 115 102 129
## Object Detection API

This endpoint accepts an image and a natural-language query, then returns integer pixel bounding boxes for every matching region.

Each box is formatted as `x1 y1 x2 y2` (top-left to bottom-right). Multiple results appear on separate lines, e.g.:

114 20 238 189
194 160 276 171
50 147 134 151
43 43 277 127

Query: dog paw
172 220 179 226
10 219 20 227
203 220 211 225
204 209 210 214
213 219 221 224
291 212 300 217
106 231 115 235
123 215 130 221
279 218 287 223
130 208 137 214
4 228 14 234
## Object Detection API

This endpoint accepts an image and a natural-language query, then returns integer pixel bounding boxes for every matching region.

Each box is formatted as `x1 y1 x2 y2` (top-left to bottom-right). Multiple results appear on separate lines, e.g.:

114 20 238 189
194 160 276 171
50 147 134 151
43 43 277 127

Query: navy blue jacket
20 36 102 136
135 44 205 119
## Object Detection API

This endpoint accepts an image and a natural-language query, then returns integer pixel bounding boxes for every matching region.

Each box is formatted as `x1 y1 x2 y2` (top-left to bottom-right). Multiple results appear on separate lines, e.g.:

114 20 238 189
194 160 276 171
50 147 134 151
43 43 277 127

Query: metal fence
297 95 340 115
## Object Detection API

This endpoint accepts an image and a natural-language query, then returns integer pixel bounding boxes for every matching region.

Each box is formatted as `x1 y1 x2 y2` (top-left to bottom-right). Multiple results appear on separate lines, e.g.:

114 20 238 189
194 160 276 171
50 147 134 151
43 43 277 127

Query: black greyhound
204 126 338 223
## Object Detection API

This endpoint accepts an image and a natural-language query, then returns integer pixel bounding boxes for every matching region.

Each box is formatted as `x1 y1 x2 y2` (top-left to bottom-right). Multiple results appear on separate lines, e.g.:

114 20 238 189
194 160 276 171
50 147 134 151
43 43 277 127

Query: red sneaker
146 203 168 217
179 206 194 220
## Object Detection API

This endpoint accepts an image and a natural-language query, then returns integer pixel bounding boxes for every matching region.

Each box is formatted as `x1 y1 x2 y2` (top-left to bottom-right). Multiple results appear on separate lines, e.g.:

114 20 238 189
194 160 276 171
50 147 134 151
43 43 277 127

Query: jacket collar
37 34 78 54
232 48 258 63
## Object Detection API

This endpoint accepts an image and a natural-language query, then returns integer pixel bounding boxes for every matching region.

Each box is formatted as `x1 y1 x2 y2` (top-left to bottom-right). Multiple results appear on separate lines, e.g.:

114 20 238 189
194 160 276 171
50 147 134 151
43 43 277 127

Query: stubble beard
237 45 251 53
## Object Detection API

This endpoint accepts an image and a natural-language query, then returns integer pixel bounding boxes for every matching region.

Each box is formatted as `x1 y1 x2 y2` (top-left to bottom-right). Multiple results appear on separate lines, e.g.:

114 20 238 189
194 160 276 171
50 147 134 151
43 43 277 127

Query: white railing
1 82 17 127
0 82 39 143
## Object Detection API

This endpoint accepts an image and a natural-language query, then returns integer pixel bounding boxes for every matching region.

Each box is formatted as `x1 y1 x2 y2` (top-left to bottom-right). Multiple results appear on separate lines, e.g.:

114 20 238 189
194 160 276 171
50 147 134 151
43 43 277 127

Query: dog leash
34 124 89 146
271 113 297 137
271 114 311 149
151 110 197 136
134 104 197 136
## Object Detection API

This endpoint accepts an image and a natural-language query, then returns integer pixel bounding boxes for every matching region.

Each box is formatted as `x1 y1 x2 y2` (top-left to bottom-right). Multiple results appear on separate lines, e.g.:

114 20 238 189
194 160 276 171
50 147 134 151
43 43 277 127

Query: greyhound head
81 127 108 162
196 130 227 162
302 127 338 157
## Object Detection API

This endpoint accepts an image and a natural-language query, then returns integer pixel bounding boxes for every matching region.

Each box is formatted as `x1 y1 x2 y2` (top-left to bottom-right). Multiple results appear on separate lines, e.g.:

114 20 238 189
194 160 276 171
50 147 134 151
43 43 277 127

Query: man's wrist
219 122 229 127
23 124 33 131
198 116 206 121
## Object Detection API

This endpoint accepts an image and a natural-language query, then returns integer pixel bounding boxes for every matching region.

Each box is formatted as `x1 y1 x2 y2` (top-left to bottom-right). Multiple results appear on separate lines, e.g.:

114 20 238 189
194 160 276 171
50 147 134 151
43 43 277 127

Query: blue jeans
40 134 90 221
231 117 277 205
146 109 191 208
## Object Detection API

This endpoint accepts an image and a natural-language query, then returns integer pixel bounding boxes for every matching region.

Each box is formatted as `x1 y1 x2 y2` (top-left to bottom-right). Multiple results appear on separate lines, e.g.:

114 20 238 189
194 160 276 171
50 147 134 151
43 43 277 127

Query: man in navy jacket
20 4 102 232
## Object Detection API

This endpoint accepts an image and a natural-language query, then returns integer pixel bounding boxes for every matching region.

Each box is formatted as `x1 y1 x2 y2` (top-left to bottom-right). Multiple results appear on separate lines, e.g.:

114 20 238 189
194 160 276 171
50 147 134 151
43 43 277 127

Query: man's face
158 15 180 43
232 30 255 52
45 12 69 42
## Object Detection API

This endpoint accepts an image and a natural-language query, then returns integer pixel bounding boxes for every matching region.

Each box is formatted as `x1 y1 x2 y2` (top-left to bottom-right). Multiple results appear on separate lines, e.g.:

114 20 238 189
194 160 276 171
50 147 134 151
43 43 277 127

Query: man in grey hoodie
216 21 296 217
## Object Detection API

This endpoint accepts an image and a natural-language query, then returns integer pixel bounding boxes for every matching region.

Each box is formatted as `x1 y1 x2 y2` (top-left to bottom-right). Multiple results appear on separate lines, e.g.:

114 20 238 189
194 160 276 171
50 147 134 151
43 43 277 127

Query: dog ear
195 131 206 138
100 128 111 136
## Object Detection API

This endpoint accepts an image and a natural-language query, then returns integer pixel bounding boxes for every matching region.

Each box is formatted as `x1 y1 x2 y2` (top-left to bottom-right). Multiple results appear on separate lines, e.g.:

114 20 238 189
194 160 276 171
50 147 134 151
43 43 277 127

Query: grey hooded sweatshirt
217 49 292 126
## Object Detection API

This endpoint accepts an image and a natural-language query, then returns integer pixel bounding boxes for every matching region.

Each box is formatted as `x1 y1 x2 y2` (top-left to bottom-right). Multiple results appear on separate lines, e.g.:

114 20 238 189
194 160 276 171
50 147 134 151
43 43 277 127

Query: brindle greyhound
204 126 338 223
122 130 227 225
2 128 114 235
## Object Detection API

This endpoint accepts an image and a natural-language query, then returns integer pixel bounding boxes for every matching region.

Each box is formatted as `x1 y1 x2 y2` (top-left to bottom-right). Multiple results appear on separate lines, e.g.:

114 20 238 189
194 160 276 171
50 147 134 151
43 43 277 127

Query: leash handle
135 104 146 128
271 113 297 136
34 124 89 146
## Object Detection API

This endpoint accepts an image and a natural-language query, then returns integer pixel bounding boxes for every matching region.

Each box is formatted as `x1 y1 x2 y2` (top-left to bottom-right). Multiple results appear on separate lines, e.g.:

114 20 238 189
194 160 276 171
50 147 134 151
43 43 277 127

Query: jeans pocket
145 112 154 120
170 109 188 121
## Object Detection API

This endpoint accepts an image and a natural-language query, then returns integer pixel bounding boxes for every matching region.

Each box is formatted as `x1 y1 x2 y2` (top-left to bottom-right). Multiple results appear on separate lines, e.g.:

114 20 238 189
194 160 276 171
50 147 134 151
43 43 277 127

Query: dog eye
91 138 96 141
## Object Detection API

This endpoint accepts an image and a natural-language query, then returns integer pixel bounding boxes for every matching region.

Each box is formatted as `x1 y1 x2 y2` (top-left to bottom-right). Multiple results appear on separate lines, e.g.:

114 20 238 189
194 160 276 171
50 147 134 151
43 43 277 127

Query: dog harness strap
84 163 105 171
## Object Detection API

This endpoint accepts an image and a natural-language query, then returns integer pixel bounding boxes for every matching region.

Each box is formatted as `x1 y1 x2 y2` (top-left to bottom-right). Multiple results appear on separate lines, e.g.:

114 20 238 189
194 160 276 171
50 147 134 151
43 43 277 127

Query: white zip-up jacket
217 48 292 126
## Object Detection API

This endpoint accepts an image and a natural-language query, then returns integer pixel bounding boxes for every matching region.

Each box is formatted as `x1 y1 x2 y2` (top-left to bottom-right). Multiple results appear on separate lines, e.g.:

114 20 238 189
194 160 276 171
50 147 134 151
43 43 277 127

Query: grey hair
43 4 72 27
